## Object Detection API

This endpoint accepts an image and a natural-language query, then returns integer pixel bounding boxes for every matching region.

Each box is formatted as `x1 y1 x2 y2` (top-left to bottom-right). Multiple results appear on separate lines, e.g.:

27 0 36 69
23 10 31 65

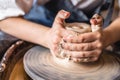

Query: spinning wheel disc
24 46 120 80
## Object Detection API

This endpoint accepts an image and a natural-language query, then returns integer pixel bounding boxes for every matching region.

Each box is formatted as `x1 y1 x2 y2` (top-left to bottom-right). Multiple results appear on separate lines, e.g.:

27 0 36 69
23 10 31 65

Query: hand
62 31 103 62
46 10 70 57
61 14 104 62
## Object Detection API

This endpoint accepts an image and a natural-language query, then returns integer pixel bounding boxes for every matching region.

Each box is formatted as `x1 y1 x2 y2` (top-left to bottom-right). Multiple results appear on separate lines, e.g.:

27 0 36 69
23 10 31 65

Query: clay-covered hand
63 31 103 62
46 10 70 57
62 14 104 62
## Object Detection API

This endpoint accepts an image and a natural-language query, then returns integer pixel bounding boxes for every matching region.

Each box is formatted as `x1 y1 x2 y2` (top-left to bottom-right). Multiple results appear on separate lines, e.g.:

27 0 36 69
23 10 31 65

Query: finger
53 10 70 29
72 58 79 62
76 32 102 43
70 54 100 62
65 51 86 58
63 31 102 43
62 42 94 51
72 57 93 62
62 40 102 51
65 49 102 58
88 56 99 62
72 58 84 62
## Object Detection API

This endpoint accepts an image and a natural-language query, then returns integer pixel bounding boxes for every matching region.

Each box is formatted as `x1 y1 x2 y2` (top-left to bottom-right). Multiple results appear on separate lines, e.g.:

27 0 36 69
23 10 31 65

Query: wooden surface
9 59 30 80
0 42 34 80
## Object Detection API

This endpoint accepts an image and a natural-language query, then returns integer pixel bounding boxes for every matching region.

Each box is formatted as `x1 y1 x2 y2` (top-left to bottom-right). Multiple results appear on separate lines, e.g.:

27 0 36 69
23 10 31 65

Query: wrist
102 29 113 48
37 26 50 48
44 28 50 48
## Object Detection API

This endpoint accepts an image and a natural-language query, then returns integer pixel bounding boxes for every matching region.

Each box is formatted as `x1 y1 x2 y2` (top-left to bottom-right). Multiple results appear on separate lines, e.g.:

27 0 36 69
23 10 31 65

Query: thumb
53 10 70 28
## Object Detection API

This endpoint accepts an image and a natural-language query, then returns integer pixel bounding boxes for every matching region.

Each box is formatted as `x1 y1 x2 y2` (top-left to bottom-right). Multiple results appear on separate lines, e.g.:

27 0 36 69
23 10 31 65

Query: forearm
103 17 120 46
0 17 50 48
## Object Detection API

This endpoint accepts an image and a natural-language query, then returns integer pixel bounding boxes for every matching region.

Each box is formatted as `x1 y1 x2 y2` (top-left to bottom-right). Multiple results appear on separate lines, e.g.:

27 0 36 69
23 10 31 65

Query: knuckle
94 40 103 49
97 43 102 49
93 57 99 61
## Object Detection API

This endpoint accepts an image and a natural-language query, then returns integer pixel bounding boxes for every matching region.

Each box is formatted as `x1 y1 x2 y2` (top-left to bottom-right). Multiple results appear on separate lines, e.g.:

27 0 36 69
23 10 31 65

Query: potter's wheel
23 46 120 80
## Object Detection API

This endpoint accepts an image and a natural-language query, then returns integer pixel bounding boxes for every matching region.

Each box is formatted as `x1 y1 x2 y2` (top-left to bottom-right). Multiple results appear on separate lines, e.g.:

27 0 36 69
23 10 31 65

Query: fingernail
61 10 70 17
63 13 68 17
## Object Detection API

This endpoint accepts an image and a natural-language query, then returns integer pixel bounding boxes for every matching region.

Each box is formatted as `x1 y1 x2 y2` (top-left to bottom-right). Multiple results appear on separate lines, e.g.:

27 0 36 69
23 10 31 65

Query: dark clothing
24 0 109 26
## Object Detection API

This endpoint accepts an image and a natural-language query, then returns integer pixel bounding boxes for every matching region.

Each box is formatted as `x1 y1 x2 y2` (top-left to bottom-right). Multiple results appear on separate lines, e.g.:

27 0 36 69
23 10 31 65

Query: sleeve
0 0 25 20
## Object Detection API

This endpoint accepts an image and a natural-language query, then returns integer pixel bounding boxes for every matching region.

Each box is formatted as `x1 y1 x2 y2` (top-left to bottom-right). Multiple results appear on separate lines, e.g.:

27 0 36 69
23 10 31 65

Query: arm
0 0 53 48
0 17 50 48
103 17 120 47
0 10 70 57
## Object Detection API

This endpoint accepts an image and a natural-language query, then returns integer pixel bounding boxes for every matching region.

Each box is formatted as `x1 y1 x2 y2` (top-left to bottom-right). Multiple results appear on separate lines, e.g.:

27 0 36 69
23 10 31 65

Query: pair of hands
46 10 104 62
